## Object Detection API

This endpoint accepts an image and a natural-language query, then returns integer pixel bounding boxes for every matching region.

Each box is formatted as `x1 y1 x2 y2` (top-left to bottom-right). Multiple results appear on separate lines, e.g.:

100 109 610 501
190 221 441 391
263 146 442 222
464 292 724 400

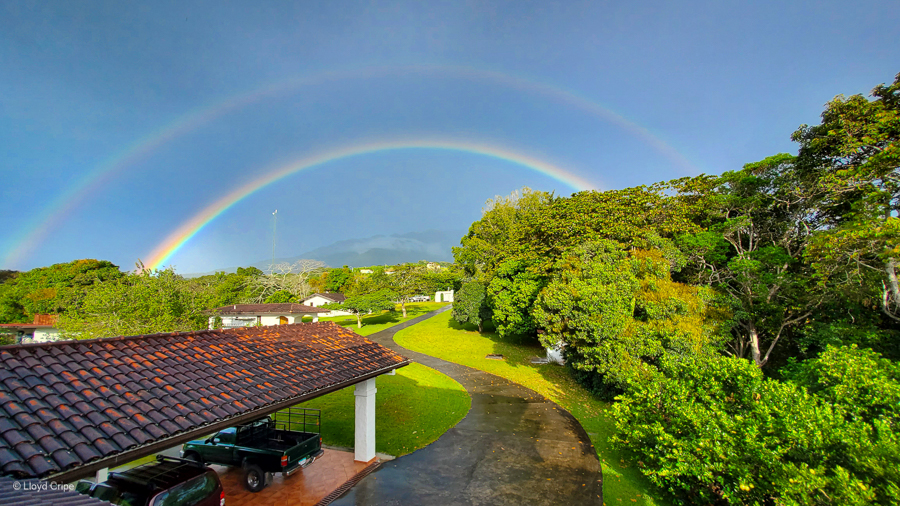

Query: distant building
208 303 331 329
299 292 353 316
435 290 454 303
300 292 347 307
0 314 60 343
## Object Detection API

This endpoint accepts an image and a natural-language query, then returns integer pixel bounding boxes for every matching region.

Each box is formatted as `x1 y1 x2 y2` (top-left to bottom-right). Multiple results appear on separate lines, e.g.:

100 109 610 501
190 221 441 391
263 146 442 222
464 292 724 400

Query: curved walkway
331 306 603 506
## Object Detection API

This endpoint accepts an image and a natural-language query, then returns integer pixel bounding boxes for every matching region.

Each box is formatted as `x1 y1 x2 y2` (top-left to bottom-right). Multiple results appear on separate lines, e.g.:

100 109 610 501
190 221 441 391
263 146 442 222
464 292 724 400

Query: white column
354 378 377 462
96 467 108 483
312 314 319 322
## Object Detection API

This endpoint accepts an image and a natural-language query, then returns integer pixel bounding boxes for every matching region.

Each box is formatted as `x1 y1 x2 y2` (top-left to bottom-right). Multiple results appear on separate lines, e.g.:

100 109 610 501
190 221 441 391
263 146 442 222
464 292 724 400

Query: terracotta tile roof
32 315 58 326
0 323 409 480
212 303 330 315
0 315 58 330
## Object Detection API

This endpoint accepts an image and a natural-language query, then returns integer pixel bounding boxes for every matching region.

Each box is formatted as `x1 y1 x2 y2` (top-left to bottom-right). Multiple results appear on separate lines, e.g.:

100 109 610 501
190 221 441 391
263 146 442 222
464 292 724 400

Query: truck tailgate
282 432 320 470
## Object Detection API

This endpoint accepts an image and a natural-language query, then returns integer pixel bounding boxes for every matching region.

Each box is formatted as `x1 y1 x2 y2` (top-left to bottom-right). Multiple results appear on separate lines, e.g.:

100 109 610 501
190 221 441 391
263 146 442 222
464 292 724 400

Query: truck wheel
183 452 204 466
243 464 267 492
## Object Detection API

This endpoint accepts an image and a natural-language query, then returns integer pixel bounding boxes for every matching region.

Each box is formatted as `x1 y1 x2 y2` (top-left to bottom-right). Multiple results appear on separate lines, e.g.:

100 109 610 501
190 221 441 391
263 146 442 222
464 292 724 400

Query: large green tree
535 241 727 396
58 267 213 339
794 72 900 321
388 264 426 318
451 282 492 332
678 155 826 368
325 288 396 329
0 259 122 323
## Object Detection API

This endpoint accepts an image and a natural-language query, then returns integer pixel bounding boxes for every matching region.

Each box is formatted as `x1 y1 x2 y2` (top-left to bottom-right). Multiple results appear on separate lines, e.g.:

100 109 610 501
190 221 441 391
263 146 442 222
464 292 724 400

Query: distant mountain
184 230 465 276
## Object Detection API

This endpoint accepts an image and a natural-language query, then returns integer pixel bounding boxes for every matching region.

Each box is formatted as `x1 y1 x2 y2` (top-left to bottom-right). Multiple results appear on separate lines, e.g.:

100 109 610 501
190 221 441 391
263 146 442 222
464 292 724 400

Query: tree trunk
747 322 764 368
477 321 483 333
401 301 407 318
356 313 362 329
884 258 900 320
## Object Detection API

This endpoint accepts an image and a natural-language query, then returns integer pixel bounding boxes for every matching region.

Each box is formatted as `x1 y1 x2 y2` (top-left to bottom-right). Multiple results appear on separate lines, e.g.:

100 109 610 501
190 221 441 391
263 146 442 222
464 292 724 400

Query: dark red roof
0 314 58 330
308 293 346 303
0 323 409 480
213 303 330 315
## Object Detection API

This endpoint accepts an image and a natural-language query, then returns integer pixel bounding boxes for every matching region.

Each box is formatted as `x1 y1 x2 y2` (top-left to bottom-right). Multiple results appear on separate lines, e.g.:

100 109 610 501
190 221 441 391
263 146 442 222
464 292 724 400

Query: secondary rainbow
145 139 597 270
4 64 696 269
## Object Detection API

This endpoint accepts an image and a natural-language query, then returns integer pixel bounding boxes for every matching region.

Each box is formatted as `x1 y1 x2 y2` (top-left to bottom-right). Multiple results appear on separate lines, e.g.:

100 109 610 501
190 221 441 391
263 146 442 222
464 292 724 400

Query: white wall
33 328 60 342
210 314 317 329
304 295 334 307
435 290 455 302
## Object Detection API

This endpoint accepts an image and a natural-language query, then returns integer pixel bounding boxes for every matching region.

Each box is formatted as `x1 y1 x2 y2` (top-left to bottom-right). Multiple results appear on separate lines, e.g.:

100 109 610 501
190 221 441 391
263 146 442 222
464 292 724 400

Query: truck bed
238 428 318 453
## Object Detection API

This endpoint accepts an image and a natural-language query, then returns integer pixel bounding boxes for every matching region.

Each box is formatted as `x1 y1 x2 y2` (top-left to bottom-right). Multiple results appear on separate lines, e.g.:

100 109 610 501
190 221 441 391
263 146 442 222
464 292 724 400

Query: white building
298 292 352 316
435 290 454 303
208 303 332 329
0 314 61 343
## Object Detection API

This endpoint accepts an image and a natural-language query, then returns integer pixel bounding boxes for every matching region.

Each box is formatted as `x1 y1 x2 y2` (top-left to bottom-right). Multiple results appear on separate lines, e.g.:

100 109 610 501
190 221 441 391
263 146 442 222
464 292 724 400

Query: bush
611 350 899 505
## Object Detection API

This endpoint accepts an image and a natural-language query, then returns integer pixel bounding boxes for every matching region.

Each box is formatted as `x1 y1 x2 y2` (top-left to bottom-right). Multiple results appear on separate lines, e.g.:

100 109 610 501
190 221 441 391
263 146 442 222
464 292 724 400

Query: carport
0 321 410 486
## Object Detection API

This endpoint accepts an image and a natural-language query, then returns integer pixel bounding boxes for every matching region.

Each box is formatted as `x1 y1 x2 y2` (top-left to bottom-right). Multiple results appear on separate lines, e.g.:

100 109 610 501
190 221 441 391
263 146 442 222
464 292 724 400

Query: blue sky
1 0 898 273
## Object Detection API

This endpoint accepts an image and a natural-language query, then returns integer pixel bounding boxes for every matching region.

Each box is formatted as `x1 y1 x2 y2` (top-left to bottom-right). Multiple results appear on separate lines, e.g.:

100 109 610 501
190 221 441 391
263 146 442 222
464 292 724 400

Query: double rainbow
4 65 696 269
144 139 597 270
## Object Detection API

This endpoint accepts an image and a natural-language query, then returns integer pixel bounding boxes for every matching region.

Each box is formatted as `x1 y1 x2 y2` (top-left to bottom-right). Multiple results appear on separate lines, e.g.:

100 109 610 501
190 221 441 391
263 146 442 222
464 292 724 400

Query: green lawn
292 362 470 456
394 311 667 506
303 302 447 336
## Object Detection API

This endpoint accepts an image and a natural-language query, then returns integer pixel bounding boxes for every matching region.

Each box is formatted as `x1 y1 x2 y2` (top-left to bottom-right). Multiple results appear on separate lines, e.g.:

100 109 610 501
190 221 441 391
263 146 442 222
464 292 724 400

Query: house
0 314 61 343
0 322 410 482
208 303 332 329
300 292 347 307
299 292 352 316
434 290 455 303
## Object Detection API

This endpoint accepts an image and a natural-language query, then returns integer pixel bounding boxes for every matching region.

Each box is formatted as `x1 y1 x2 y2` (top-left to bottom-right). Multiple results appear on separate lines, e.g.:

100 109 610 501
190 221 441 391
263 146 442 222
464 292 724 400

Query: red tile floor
212 449 373 506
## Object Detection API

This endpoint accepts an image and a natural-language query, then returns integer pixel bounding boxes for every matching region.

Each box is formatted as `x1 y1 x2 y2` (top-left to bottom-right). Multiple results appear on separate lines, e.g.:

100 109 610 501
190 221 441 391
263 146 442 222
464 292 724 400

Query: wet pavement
212 448 371 506
332 306 603 506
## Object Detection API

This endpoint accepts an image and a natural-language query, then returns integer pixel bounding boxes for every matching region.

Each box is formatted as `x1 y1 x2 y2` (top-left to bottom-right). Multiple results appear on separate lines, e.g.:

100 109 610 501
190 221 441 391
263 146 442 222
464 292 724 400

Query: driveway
331 306 603 506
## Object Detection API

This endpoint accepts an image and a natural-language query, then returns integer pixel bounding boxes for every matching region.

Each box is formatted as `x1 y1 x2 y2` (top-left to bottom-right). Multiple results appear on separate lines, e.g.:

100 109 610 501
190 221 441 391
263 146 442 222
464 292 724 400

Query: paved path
331 306 603 506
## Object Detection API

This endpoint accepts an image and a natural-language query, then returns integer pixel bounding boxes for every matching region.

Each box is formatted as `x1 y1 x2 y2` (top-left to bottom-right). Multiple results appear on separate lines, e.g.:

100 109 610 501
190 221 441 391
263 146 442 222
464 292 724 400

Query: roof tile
71 443 101 463
0 322 408 479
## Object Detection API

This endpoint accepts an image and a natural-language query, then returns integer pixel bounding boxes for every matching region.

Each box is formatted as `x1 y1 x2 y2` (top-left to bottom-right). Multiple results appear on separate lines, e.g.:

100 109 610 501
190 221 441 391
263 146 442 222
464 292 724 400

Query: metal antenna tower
272 209 277 268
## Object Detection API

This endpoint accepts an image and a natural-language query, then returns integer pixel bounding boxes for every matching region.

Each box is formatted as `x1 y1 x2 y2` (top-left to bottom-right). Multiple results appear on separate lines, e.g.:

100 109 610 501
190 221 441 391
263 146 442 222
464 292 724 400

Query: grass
292 362 470 456
394 311 668 506
302 302 447 336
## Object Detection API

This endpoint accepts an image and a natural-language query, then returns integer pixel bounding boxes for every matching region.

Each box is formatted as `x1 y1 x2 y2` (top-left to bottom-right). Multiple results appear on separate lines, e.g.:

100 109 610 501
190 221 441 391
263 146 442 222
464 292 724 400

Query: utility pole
272 209 277 268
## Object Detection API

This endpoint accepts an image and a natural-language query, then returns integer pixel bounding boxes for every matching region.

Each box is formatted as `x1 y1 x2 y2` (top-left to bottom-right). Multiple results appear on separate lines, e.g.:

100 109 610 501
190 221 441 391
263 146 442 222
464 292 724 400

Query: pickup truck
181 407 324 492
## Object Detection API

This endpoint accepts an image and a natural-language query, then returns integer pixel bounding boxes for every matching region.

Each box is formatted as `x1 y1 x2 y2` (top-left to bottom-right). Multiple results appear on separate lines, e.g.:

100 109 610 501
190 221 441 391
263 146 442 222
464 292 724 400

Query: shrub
611 351 899 505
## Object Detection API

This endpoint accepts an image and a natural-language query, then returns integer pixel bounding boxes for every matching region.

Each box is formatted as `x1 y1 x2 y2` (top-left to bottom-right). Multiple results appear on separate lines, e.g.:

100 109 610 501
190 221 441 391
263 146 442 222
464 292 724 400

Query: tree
452 282 492 332
535 241 727 397
453 188 553 280
325 289 396 328
0 259 123 323
388 264 426 317
264 290 294 303
793 72 900 321
486 259 546 338
248 260 325 303
324 267 353 293
58 266 213 339
679 155 826 368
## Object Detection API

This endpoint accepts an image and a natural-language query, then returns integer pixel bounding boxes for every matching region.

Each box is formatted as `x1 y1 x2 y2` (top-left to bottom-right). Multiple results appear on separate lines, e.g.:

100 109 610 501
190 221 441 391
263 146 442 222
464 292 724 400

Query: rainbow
3 64 697 269
145 139 597 269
